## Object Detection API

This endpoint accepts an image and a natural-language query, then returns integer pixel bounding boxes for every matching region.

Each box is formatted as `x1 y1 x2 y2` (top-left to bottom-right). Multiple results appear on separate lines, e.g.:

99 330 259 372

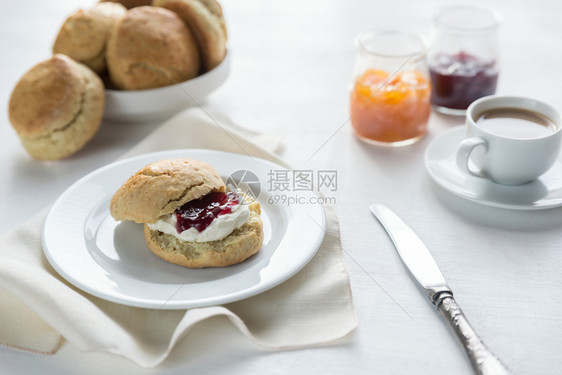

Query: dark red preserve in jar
429 52 498 110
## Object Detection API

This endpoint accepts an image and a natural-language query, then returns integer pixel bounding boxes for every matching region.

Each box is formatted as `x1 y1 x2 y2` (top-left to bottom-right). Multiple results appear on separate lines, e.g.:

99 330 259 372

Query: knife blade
370 204 512 375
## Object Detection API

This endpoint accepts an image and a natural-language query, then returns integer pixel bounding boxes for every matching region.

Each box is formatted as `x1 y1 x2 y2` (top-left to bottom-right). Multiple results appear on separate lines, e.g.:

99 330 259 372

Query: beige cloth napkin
0 107 357 368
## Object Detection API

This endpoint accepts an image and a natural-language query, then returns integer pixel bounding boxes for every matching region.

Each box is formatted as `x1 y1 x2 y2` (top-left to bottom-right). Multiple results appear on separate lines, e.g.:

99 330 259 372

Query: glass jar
350 30 431 147
428 5 501 115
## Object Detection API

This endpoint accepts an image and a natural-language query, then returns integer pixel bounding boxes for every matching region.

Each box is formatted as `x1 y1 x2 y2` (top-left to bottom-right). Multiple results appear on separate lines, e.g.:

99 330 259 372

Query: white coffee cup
456 96 562 185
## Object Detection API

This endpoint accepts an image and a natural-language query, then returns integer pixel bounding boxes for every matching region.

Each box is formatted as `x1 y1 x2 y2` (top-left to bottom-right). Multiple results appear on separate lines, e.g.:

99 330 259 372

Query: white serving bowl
103 52 230 122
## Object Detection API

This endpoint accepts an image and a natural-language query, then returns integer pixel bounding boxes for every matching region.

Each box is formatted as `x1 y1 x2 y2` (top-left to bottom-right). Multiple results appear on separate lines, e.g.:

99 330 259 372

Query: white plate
42 149 325 309
103 52 230 122
425 126 562 210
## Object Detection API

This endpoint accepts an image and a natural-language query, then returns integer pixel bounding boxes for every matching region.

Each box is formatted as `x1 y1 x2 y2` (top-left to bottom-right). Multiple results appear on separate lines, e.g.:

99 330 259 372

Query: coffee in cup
476 108 556 139
456 96 562 185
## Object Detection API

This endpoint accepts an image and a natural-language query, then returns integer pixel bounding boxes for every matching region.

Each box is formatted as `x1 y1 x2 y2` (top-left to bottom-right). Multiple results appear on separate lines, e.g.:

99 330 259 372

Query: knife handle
430 289 512 375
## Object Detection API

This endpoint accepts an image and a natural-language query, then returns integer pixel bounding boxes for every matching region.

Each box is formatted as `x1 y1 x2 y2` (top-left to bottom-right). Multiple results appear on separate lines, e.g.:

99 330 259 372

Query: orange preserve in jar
350 69 431 145
350 30 431 146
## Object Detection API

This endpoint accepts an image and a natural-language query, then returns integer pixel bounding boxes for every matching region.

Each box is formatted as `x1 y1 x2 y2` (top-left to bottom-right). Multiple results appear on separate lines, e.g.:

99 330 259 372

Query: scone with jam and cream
110 158 263 268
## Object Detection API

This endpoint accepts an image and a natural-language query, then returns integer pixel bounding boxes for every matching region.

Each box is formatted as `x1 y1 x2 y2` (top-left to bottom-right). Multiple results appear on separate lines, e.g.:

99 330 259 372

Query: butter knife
370 204 512 375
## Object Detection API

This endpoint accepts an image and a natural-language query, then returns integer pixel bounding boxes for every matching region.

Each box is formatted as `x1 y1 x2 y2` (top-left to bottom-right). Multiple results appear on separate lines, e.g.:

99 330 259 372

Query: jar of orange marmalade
350 30 431 146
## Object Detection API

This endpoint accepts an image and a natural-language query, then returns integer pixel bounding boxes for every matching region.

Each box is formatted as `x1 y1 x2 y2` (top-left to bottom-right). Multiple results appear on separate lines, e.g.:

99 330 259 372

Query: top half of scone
110 158 261 242
110 158 224 223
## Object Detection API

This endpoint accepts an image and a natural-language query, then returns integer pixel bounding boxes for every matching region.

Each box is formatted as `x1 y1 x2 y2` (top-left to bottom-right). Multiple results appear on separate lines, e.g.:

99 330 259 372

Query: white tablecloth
1 0 562 374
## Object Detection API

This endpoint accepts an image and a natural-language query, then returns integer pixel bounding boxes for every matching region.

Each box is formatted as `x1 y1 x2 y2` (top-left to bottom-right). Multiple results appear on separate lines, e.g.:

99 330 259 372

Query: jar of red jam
350 30 431 147
428 5 501 115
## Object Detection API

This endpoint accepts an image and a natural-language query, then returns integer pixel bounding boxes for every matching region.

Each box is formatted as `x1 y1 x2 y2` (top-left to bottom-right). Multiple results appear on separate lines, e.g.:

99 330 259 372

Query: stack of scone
8 0 227 160
110 159 263 268
52 0 228 89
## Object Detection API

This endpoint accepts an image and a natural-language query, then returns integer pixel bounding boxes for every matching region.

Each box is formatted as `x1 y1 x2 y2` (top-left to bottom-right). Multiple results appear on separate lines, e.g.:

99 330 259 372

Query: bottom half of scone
143 208 264 268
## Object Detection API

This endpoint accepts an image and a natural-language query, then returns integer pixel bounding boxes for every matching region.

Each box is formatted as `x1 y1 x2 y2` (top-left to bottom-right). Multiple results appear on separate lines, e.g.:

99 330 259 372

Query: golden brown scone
106 6 200 90
144 199 263 268
99 0 152 9
153 0 227 72
9 55 105 160
110 158 225 224
53 2 127 73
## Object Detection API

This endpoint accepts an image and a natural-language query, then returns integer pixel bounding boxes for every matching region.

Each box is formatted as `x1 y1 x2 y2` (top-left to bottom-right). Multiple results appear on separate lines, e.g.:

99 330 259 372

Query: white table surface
2 0 562 374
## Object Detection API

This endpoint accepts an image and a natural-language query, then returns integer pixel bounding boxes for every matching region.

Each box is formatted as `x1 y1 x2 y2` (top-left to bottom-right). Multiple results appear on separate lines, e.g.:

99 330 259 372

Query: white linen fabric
0 107 357 367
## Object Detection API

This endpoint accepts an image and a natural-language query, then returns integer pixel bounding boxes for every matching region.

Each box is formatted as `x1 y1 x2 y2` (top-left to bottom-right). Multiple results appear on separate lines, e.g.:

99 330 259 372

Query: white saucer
424 127 562 210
